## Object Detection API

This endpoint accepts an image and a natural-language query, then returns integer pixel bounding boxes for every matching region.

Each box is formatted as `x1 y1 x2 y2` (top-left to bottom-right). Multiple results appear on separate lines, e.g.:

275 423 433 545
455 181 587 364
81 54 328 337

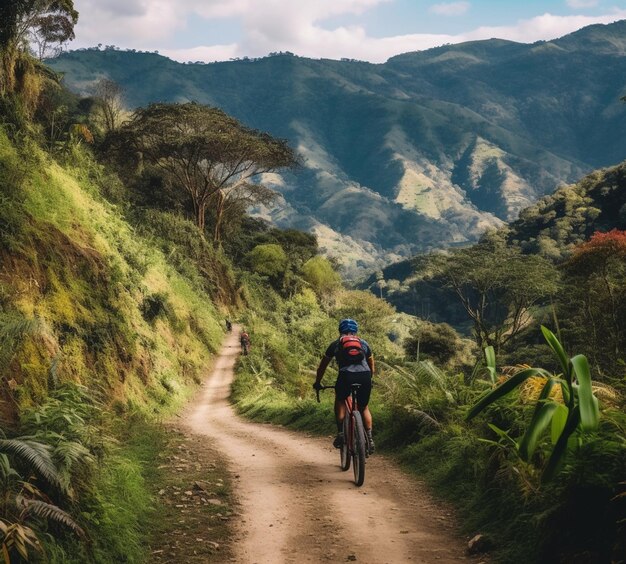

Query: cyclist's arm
367 354 375 375
315 355 332 386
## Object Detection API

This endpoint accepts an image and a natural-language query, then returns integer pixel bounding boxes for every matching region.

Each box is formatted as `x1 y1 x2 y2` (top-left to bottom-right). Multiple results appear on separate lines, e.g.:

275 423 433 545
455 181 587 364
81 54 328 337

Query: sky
70 0 626 63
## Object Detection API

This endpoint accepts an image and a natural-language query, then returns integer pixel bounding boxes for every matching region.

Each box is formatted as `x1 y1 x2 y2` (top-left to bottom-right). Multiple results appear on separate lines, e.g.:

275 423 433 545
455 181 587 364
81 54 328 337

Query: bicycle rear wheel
340 415 350 471
352 411 366 487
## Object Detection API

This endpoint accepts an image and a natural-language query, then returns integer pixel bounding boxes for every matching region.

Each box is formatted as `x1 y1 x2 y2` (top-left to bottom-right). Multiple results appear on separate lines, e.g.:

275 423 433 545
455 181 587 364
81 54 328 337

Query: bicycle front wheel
340 415 350 471
352 411 366 487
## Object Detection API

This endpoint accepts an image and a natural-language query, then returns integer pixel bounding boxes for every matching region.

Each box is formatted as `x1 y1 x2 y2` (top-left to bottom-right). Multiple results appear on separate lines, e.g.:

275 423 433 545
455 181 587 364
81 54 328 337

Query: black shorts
335 371 372 407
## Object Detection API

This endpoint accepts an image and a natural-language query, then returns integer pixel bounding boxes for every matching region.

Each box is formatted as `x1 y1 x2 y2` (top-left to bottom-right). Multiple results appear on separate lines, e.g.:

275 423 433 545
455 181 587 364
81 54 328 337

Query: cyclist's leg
360 405 372 429
360 406 374 453
333 373 350 447
355 372 375 453
334 396 346 430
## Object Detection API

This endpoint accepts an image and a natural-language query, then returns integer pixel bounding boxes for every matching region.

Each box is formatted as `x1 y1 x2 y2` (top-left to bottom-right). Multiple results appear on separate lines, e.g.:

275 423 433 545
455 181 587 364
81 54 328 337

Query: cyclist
225 318 232 332
313 318 375 453
240 329 251 355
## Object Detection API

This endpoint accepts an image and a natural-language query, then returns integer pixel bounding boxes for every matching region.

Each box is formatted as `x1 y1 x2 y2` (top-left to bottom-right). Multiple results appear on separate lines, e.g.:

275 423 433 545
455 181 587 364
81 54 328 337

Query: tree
301 256 341 297
403 321 462 366
209 181 276 245
29 2 78 59
120 103 296 239
247 243 288 279
1 0 77 95
561 229 626 372
91 78 125 133
440 240 559 353
0 0 78 57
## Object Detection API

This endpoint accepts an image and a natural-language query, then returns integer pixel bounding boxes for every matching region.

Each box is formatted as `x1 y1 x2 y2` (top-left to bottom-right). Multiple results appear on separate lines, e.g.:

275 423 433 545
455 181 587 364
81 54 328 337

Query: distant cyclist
313 319 375 453
240 329 251 355
225 318 232 332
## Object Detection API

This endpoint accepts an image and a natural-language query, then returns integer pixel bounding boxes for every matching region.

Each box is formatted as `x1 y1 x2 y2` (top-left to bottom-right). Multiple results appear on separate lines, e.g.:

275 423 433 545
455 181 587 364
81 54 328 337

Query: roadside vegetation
232 177 626 562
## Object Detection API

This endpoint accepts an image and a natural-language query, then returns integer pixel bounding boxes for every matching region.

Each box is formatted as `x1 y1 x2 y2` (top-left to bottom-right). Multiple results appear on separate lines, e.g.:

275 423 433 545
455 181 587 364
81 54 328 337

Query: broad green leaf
541 326 570 382
466 367 550 420
570 354 599 431
542 406 580 483
518 379 557 460
560 380 571 405
484 346 496 384
551 404 568 444
519 402 558 460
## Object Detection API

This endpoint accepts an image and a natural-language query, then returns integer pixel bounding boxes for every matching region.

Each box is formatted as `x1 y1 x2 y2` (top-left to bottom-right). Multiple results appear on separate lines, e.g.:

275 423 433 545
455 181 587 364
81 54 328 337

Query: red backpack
339 335 365 363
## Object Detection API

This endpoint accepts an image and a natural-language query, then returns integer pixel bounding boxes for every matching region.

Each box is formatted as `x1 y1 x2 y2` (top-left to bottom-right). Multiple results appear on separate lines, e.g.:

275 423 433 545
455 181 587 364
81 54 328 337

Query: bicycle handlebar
315 385 334 403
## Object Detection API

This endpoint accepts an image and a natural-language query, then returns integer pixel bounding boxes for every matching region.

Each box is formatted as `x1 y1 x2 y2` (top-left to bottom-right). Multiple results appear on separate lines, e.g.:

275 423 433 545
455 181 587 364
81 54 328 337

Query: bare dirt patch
147 426 235 562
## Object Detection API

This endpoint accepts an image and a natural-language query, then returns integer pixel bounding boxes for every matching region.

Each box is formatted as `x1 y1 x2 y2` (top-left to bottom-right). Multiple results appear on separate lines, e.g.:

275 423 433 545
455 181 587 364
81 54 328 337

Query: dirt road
186 330 471 564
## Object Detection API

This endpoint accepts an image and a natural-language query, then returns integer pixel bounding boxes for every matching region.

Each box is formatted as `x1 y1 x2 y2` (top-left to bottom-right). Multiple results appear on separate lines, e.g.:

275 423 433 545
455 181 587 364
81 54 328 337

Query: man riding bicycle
240 329 251 355
313 319 375 453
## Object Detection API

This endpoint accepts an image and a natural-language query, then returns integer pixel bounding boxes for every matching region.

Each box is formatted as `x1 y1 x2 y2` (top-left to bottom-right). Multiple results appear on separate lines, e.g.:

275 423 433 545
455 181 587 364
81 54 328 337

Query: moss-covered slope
0 128 226 421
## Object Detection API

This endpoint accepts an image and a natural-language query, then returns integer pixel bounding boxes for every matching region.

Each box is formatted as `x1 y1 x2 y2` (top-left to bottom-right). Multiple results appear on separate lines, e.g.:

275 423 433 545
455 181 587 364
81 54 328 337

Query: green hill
47 20 626 276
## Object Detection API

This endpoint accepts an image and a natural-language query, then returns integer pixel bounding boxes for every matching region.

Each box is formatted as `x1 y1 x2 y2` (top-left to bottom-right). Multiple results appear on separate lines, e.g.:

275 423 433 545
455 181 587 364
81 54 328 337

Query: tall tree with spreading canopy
120 102 297 240
0 0 78 93
440 237 559 353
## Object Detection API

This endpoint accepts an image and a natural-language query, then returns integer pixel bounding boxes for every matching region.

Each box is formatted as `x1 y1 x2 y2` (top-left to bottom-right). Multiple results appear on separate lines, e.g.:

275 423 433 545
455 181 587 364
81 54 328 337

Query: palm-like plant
0 435 85 562
467 326 601 481
378 360 455 430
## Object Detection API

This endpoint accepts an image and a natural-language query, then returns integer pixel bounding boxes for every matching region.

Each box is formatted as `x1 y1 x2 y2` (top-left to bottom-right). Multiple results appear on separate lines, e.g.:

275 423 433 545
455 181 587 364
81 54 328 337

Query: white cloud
566 0 599 9
429 2 470 17
70 1 626 64
161 44 239 63
73 0 186 45
461 11 626 44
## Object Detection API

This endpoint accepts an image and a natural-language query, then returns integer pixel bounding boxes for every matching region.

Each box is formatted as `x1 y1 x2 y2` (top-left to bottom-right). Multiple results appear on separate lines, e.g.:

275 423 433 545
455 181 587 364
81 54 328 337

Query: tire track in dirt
186 330 472 563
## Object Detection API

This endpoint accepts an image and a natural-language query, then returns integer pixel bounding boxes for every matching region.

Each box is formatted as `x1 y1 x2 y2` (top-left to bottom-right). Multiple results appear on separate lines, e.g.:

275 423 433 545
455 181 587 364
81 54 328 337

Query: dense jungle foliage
1 8 625 564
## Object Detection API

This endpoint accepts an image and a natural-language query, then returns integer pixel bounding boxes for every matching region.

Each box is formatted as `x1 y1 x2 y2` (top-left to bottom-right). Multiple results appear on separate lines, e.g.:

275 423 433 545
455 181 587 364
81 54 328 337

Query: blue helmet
338 318 358 334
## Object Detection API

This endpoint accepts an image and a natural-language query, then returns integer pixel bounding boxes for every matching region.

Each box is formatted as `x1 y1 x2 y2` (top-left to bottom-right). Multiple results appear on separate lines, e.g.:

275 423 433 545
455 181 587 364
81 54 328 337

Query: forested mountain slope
47 20 626 276
366 159 626 375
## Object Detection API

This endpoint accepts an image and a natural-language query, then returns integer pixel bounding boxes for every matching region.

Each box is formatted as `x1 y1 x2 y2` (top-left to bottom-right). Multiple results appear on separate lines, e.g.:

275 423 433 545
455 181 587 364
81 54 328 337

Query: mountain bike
316 383 367 487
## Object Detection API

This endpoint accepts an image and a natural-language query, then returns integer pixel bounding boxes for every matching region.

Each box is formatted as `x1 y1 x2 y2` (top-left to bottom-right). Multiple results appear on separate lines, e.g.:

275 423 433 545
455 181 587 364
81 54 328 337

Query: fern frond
399 360 448 392
414 360 448 388
0 315 43 365
52 440 95 492
405 407 441 431
17 497 85 538
0 439 61 490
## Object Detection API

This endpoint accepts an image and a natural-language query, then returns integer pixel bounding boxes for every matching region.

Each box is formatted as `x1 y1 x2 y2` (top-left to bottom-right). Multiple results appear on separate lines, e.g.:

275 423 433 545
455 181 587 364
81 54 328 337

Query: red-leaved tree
564 229 626 373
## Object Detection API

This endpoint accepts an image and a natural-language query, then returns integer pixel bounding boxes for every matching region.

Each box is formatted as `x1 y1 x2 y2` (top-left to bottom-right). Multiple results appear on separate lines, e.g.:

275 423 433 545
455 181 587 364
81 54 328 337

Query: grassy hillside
47 20 626 276
0 127 229 561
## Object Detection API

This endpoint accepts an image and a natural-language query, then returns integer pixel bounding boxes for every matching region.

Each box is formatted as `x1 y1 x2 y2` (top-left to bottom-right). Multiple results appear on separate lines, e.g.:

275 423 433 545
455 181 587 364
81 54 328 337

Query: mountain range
47 20 626 277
